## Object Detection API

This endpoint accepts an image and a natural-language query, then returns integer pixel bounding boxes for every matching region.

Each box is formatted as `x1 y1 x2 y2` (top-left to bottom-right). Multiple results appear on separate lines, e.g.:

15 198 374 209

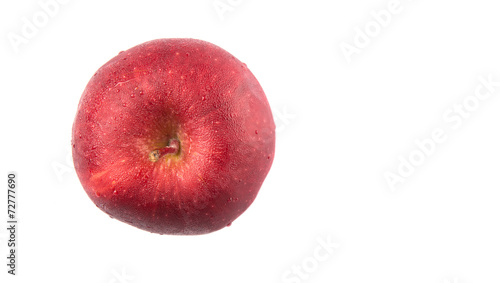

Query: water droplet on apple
130 93 135 98
201 96 206 101
226 222 232 227
255 130 259 134
122 103 127 107
119 51 124 54
185 53 190 57
139 91 144 96
95 192 101 197
115 89 120 93
112 189 118 195
91 145 97 150
267 155 271 159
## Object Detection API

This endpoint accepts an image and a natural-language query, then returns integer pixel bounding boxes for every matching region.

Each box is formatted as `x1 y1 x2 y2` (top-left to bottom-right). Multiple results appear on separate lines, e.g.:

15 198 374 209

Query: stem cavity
149 138 180 162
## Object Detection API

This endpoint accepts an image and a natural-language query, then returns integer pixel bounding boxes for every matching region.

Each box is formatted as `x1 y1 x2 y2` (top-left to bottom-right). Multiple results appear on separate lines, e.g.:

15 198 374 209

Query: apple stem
149 138 180 162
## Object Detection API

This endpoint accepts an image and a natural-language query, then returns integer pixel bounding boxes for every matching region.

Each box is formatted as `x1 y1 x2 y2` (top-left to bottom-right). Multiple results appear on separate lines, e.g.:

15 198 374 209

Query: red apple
72 38 275 235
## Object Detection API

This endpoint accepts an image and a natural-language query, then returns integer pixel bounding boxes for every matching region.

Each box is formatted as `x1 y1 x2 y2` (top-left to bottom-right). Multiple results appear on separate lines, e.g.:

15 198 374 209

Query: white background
1 0 500 282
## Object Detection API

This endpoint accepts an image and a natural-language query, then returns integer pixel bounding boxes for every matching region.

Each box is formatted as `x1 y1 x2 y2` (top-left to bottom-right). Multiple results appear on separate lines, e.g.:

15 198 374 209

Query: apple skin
72 38 275 235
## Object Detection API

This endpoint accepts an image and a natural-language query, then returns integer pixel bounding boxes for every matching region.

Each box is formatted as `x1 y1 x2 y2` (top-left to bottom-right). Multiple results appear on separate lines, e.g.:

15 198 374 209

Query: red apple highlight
72 38 275 235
